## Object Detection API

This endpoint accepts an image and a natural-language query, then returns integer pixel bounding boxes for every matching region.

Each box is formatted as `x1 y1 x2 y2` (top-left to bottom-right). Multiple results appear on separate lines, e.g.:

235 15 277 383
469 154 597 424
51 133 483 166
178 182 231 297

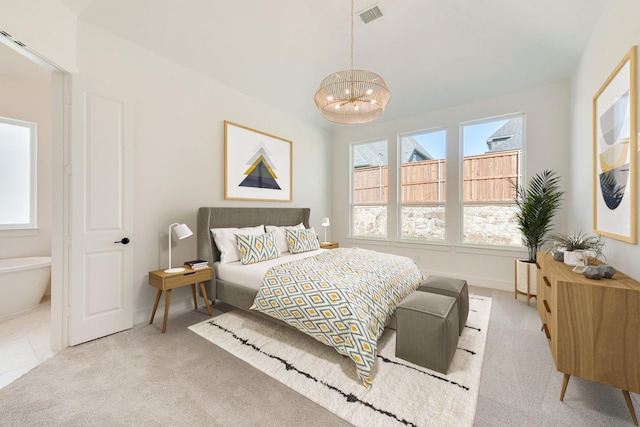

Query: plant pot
515 259 537 305
563 250 590 266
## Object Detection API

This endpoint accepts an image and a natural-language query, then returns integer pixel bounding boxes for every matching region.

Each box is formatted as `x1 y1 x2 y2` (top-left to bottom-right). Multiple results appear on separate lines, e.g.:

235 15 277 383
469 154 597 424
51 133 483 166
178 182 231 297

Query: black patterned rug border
206 320 417 427
376 355 470 391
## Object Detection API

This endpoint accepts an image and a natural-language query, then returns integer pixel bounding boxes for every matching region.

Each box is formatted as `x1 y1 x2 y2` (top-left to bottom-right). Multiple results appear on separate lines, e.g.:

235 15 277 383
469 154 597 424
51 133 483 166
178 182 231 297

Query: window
0 117 37 229
351 140 388 238
461 114 523 246
399 129 446 242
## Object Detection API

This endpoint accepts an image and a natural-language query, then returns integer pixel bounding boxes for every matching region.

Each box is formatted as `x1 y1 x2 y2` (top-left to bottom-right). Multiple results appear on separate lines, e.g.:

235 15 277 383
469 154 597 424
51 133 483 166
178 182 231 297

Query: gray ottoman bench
419 275 468 335
396 291 459 374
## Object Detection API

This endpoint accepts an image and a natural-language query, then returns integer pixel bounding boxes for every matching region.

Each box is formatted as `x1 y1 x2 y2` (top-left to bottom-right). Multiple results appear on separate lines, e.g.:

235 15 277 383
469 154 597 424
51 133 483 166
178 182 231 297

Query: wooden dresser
536 252 639 425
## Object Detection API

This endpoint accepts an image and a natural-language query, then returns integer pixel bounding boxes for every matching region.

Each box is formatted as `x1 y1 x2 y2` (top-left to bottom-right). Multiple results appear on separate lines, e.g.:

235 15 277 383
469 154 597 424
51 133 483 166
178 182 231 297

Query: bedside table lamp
165 223 193 273
321 217 330 243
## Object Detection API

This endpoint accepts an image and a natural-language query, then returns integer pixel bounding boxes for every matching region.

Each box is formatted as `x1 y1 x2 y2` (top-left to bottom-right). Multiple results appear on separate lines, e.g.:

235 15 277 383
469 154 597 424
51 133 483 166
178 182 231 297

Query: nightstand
148 267 213 333
320 242 339 249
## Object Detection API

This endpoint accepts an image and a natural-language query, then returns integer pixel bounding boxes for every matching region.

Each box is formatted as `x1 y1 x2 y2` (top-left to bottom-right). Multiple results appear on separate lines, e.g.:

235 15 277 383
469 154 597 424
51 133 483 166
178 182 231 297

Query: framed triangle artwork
224 121 292 202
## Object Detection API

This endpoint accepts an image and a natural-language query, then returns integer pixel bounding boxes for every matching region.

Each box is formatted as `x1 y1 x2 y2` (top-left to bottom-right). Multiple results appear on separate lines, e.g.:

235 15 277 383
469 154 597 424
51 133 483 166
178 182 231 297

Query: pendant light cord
350 0 354 72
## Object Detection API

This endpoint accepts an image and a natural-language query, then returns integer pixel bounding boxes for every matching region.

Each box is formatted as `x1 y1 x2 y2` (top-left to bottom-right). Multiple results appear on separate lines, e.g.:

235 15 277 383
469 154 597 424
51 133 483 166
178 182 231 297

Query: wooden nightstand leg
560 374 570 401
150 289 162 325
199 282 212 316
622 390 639 426
191 283 198 310
162 289 172 333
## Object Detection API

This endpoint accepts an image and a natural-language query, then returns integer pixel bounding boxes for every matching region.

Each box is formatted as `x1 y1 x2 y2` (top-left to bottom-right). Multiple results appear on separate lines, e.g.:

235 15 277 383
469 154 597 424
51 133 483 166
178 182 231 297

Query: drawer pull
544 276 551 287
543 300 551 313
542 324 551 340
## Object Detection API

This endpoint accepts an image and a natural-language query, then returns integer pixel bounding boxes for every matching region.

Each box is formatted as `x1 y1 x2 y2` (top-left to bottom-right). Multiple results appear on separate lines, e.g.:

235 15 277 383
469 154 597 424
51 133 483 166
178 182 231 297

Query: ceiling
46 1 614 129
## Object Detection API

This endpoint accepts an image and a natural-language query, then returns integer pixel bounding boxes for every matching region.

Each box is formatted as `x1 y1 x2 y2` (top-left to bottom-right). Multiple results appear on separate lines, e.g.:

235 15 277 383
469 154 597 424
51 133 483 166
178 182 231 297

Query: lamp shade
313 0 390 124
314 70 390 124
173 223 193 240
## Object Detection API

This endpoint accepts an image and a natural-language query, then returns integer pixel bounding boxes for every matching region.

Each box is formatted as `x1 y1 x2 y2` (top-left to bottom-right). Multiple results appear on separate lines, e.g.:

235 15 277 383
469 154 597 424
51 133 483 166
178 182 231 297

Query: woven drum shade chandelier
314 0 390 124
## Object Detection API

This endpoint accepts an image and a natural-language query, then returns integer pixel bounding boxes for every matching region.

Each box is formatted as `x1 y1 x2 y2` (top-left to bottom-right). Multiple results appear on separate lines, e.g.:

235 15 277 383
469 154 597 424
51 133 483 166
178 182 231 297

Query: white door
68 76 134 345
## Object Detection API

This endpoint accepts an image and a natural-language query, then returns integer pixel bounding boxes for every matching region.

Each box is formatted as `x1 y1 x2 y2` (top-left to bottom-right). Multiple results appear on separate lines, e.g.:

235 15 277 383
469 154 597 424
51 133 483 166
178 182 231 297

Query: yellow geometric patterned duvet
251 247 424 388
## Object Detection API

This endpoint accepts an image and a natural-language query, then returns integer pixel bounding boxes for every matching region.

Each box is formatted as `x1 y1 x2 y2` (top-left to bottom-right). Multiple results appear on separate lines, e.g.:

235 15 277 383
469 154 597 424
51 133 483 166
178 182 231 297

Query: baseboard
421 269 513 293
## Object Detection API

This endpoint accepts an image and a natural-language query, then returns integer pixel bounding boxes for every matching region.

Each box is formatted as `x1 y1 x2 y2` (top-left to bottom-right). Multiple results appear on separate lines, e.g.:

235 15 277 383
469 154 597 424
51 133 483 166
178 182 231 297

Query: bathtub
0 257 51 321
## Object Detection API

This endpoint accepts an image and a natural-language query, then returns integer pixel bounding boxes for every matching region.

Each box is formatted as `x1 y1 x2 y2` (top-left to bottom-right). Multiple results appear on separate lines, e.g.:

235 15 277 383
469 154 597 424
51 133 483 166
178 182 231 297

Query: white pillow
266 223 305 253
211 225 265 264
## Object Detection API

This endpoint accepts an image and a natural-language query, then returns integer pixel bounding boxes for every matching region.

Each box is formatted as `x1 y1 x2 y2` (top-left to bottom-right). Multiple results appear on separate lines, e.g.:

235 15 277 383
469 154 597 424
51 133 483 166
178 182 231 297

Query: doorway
0 36 69 351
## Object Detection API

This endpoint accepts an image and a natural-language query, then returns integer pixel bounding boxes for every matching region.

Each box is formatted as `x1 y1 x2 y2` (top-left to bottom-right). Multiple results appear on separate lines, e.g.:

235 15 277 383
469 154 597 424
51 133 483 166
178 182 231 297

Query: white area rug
189 295 492 427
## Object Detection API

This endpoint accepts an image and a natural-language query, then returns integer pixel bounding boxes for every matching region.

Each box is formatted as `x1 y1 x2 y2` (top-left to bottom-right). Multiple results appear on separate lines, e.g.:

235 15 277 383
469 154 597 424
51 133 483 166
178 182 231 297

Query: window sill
454 244 527 258
0 228 40 237
347 237 530 258
347 238 452 252
346 237 392 247
393 240 452 252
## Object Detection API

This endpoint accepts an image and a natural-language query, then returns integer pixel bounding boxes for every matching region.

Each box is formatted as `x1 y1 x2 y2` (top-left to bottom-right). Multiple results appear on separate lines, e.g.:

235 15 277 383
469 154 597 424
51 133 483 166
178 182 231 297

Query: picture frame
224 121 292 202
592 45 637 243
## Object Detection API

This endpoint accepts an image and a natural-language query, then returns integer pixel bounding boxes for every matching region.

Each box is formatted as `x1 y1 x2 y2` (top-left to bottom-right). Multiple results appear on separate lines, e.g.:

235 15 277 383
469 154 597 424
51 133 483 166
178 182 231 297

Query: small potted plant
513 170 564 304
549 230 605 266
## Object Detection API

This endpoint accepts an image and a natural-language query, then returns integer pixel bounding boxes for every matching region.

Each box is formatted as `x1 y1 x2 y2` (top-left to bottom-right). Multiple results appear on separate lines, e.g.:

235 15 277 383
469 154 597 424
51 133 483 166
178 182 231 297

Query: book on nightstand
184 259 209 269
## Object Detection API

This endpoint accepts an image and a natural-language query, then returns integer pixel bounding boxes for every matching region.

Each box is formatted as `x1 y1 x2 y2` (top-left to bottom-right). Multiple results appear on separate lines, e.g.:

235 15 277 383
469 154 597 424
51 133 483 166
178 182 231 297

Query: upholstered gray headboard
197 207 311 267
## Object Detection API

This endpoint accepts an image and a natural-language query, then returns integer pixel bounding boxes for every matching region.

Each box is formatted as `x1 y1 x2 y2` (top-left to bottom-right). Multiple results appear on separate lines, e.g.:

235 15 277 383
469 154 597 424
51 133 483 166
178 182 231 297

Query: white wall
0 0 78 72
75 23 331 323
570 0 640 280
0 46 52 263
330 81 571 290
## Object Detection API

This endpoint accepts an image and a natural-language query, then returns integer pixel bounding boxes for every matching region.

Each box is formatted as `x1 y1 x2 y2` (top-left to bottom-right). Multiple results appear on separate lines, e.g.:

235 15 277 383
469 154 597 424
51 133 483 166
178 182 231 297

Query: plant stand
514 259 537 305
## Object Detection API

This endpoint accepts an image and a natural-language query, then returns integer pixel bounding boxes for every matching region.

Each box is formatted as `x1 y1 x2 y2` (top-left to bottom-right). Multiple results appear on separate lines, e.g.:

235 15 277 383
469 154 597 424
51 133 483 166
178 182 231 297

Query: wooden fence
354 150 520 203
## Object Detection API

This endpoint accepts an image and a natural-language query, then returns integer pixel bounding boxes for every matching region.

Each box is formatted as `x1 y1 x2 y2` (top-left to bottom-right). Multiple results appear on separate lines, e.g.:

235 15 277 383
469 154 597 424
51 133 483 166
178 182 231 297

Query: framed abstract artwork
224 121 292 202
592 45 637 243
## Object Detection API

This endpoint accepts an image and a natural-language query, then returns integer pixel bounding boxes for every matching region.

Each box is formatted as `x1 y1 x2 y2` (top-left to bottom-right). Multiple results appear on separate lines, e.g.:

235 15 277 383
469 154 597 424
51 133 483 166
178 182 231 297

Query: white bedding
215 249 325 289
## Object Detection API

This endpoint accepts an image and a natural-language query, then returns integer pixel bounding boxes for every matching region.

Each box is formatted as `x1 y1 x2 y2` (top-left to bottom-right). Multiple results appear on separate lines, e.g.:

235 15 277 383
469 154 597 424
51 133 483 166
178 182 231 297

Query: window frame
397 127 448 243
459 112 525 248
350 138 389 239
0 116 38 230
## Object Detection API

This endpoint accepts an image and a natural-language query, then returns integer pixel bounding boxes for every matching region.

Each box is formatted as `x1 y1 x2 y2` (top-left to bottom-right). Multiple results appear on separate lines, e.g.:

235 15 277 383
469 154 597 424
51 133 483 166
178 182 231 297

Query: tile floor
0 296 58 389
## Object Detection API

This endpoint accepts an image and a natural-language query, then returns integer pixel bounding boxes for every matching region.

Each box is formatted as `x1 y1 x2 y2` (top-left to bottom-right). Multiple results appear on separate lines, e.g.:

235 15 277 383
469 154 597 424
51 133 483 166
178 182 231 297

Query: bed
196 207 423 387
197 207 312 310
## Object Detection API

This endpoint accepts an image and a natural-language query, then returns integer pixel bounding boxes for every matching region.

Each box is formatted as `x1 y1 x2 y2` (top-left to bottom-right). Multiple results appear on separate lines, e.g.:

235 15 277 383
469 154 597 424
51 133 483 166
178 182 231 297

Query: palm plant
514 170 564 263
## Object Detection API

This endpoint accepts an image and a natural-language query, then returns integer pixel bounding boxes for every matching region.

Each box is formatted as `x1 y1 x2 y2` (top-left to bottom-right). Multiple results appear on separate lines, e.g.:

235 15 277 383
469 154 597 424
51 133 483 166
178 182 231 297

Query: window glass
399 129 446 241
461 114 523 246
351 140 388 238
0 118 37 229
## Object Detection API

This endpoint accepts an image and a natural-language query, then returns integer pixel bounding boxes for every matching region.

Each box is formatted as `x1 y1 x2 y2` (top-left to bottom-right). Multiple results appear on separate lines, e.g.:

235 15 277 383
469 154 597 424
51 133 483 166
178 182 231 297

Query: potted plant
549 230 605 266
513 170 564 304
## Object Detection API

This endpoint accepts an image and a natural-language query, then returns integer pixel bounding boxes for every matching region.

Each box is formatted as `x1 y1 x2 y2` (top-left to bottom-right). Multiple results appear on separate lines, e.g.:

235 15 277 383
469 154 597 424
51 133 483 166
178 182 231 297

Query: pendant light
314 0 391 124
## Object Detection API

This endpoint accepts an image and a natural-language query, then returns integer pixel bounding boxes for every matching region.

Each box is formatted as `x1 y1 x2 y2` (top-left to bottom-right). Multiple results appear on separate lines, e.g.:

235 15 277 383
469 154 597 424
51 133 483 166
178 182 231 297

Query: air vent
358 4 383 24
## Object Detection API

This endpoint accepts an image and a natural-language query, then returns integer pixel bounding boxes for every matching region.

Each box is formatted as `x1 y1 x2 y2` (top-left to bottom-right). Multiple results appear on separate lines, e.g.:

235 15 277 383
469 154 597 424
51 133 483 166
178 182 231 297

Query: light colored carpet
1 287 637 425
189 295 492 427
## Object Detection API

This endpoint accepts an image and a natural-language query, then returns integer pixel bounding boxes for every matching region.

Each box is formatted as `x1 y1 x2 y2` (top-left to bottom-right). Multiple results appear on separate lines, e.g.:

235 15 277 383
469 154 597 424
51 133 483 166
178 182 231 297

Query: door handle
114 238 130 244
